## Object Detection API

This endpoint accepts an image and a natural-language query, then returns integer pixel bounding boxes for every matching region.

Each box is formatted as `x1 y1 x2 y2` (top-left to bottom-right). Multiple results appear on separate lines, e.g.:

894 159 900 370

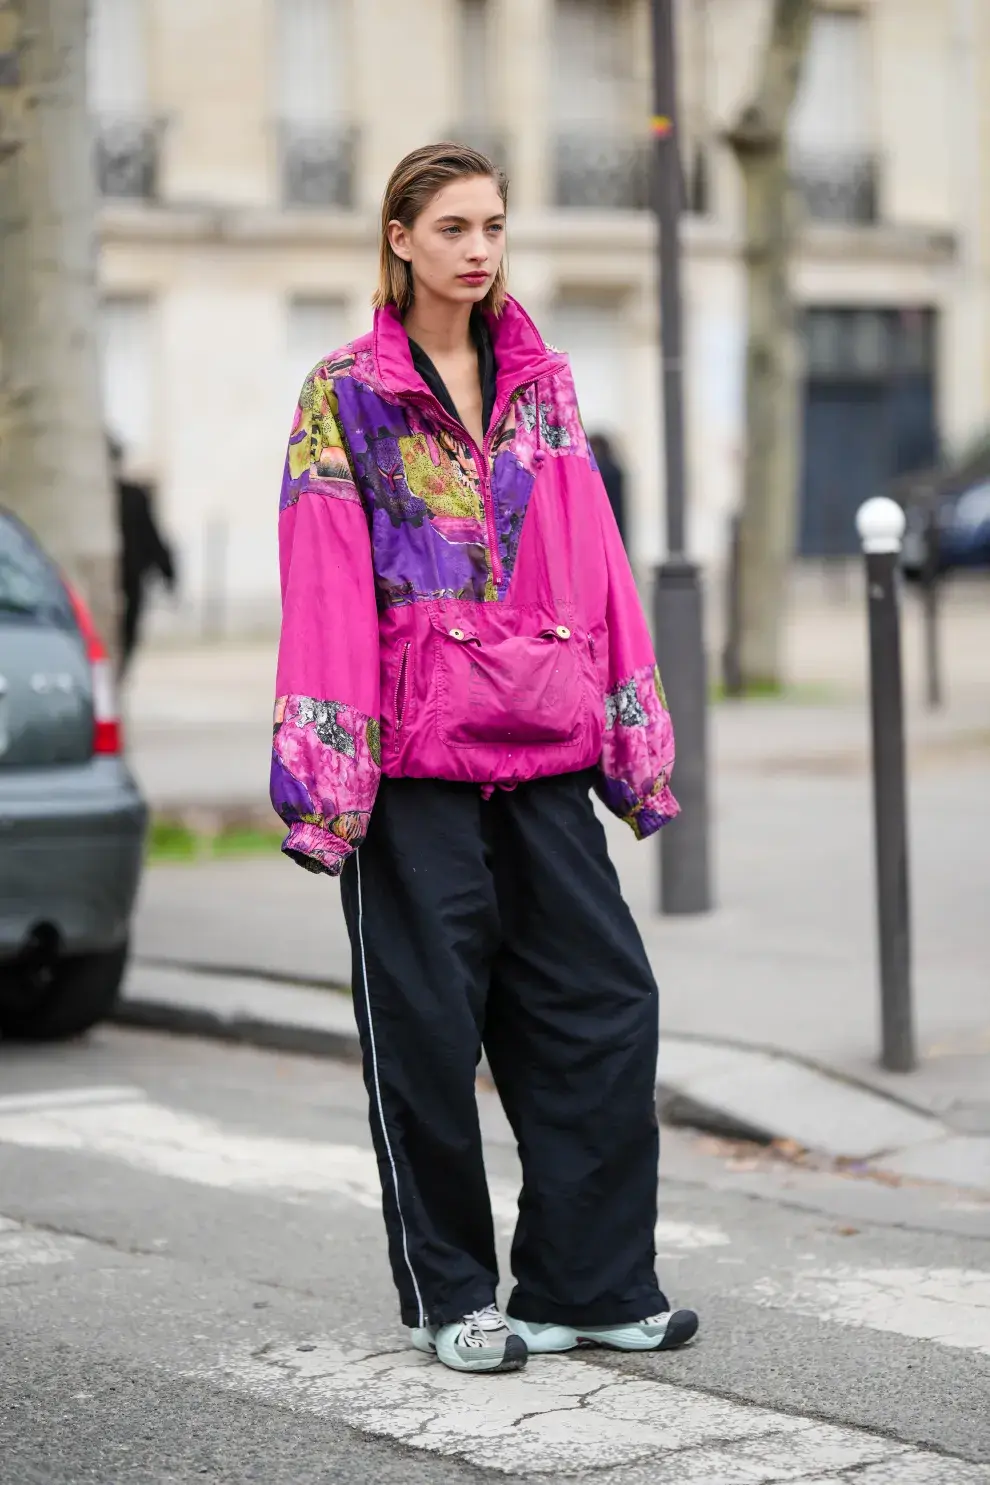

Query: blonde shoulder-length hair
372 142 509 317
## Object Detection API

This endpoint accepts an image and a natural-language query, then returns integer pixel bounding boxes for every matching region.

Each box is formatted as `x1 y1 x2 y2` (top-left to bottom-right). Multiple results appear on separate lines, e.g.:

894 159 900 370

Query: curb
117 984 731 1131
655 1083 770 1144
133 954 348 995
114 995 362 1064
115 959 958 1170
127 960 951 1128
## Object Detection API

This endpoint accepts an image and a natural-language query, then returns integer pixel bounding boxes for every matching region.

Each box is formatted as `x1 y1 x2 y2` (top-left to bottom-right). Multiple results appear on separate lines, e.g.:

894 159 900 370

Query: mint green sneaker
508 1308 699 1354
411 1304 529 1373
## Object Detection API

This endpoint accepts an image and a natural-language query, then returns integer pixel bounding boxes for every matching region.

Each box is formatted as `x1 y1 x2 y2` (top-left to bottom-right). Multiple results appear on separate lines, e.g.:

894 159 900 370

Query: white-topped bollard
856 496 915 1073
855 496 907 555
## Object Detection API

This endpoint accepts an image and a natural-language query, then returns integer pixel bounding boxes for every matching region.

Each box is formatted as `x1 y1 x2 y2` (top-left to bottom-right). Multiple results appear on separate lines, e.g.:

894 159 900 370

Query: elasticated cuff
627 781 680 840
281 821 351 876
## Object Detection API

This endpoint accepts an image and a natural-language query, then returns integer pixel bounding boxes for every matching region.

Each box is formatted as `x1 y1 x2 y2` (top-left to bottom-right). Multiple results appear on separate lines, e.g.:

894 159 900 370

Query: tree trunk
727 0 813 691
0 0 117 651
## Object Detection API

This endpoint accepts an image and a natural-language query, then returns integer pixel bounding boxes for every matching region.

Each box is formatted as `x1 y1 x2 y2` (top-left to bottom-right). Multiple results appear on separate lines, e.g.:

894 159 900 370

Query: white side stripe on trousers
355 853 426 1328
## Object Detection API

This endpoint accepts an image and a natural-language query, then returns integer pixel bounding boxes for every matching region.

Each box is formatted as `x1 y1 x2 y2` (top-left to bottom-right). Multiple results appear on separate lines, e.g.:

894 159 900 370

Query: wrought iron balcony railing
94 115 161 201
279 123 358 209
553 131 651 210
791 150 879 225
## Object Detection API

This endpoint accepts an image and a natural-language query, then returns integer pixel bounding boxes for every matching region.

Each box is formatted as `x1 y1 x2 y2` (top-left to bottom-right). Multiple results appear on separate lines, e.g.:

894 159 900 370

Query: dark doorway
799 307 939 556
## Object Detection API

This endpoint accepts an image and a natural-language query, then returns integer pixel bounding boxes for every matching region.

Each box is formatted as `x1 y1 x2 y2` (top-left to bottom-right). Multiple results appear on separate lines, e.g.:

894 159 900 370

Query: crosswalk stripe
197 1340 980 1479
748 1264 990 1357
0 1096 385 1208
0 1085 144 1114
2 1206 985 1480
3 1089 990 1366
0 1219 88 1274
0 1091 729 1254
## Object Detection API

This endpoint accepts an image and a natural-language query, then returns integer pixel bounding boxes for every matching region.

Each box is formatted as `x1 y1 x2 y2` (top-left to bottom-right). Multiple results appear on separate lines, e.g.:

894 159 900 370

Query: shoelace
642 1311 671 1327
458 1304 507 1348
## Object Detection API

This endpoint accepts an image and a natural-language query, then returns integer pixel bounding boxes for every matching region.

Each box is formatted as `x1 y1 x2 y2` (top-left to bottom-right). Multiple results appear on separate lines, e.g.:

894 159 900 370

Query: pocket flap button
449 628 465 641
555 625 571 640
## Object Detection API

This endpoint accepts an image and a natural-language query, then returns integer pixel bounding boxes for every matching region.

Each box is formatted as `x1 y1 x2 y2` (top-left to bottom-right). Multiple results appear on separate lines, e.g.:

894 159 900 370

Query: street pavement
2 1027 990 1483
27 578 980 1481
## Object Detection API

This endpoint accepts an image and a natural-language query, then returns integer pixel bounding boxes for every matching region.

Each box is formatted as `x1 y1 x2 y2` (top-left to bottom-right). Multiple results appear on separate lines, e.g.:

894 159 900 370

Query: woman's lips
458 272 489 285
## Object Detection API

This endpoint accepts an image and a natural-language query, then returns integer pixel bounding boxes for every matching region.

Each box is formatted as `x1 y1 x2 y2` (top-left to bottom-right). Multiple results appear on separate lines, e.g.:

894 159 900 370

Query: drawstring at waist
481 780 519 801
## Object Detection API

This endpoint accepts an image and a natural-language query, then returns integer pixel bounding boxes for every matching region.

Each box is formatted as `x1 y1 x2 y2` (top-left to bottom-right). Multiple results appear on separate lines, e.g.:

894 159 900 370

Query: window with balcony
551 0 647 210
789 9 877 225
87 0 160 200
448 0 506 167
276 0 356 208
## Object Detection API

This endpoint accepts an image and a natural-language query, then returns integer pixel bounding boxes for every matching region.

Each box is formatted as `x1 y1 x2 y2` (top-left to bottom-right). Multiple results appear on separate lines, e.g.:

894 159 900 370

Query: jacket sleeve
271 364 381 875
592 480 680 840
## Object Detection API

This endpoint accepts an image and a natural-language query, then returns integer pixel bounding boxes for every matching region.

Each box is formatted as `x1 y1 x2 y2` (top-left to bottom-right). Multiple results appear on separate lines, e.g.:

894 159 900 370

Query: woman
272 143 698 1374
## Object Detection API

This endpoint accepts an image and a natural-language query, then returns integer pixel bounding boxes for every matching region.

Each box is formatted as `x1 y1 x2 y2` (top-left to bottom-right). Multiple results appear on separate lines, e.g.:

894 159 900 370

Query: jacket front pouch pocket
437 621 585 748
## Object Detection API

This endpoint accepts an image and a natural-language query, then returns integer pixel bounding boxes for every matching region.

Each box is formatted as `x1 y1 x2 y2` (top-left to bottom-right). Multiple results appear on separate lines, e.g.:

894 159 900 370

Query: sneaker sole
434 1332 529 1374
578 1309 700 1353
511 1310 699 1355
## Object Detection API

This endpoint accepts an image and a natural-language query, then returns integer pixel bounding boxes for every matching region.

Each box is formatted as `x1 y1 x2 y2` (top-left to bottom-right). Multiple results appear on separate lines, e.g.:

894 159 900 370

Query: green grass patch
711 679 840 705
147 820 200 862
147 818 284 865
211 825 285 858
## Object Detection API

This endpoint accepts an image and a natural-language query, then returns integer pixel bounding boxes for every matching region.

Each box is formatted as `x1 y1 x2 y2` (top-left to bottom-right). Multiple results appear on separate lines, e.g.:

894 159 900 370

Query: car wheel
0 941 129 1041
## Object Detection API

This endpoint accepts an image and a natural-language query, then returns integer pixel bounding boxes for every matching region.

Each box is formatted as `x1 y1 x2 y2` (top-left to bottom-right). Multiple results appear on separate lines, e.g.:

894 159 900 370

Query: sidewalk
121 582 990 1180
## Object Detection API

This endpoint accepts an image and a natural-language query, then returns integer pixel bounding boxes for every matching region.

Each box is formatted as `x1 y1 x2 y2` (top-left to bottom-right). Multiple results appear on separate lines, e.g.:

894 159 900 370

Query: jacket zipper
409 360 560 594
409 395 504 589
478 464 502 589
393 642 410 740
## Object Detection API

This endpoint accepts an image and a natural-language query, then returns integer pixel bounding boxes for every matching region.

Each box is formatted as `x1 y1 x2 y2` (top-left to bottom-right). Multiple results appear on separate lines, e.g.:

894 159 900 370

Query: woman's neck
403 293 474 359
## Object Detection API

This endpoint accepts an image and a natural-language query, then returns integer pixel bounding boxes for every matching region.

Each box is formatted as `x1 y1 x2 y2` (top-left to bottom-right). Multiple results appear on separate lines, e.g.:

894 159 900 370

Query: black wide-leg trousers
339 771 667 1330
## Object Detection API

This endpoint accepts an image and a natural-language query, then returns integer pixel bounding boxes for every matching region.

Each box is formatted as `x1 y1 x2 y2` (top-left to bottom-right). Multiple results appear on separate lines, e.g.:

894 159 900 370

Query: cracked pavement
1 1027 988 1483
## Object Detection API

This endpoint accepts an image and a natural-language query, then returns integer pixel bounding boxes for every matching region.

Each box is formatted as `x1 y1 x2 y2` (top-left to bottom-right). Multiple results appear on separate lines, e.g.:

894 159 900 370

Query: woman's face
388 174 506 309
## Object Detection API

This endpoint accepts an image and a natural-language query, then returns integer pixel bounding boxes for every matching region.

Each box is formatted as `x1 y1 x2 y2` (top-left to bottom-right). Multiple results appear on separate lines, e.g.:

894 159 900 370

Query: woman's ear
387 220 413 263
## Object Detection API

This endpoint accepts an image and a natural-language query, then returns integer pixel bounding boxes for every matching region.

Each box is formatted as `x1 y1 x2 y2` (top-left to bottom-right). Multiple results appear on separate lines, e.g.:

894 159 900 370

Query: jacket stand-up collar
372 296 565 414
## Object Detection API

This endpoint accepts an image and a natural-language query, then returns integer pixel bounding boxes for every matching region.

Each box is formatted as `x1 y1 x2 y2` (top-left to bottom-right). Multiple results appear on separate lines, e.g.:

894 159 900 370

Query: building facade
90 0 990 635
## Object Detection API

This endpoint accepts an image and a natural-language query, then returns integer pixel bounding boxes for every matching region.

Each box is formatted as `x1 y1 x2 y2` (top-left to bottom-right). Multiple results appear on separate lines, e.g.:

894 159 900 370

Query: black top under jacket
407 309 497 439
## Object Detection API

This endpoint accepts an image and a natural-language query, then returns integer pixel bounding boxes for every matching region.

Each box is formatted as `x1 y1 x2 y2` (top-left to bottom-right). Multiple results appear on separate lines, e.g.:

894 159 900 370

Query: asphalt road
1 1026 989 1485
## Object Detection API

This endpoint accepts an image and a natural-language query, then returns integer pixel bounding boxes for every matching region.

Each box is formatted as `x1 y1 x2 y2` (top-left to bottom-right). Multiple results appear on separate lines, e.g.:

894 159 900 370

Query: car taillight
63 580 123 756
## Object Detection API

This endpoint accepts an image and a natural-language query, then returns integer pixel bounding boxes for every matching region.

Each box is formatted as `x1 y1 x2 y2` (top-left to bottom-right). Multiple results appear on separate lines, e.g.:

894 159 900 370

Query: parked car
896 428 990 581
902 480 990 579
0 510 146 1039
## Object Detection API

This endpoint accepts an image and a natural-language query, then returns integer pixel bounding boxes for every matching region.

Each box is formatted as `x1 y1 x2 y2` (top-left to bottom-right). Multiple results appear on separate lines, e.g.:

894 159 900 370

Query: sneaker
411 1304 529 1373
509 1308 699 1354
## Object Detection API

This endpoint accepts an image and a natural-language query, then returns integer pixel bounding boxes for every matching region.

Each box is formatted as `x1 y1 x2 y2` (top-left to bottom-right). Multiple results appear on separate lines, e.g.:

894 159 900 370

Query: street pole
921 501 944 711
651 0 712 914
855 497 916 1073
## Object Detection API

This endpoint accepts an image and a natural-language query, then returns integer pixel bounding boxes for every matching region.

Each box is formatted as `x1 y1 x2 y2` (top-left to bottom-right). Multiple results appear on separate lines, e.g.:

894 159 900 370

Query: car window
0 512 77 630
955 482 990 528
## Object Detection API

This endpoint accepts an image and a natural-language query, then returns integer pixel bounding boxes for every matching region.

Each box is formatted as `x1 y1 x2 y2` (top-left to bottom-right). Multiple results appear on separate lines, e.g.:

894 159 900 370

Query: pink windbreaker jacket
272 296 679 875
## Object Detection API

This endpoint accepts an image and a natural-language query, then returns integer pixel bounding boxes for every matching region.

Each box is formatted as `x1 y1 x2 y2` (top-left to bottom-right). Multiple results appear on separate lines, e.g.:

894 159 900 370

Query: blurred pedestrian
589 431 628 549
271 143 698 1377
110 437 176 673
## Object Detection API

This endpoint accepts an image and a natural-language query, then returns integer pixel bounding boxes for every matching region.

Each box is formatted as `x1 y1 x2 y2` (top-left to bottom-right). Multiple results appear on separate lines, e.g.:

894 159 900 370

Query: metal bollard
855 498 916 1073
921 501 944 711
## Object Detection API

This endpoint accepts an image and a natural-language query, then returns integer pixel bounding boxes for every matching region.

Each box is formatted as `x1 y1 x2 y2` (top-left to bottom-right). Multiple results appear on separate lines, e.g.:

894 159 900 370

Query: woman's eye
488 224 504 234
443 226 461 236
